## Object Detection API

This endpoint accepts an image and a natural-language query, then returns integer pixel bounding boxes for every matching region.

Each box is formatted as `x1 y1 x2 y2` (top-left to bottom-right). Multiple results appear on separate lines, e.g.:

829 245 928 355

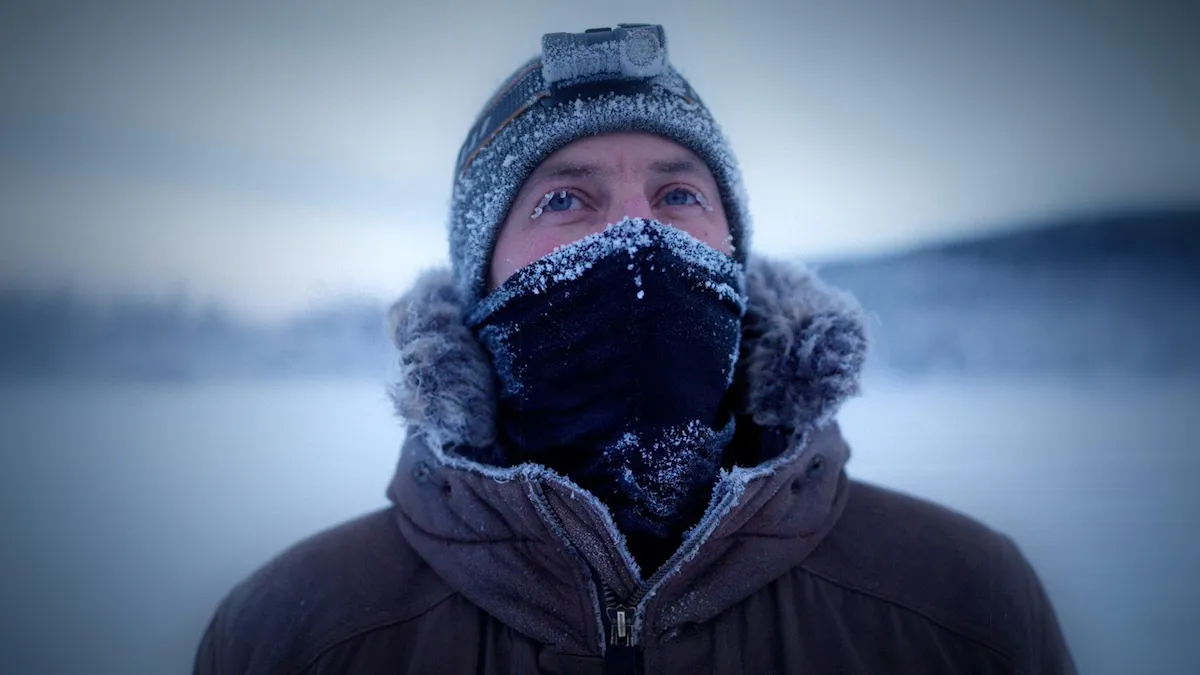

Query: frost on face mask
470 218 745 323
475 322 524 397
466 217 747 563
602 420 730 534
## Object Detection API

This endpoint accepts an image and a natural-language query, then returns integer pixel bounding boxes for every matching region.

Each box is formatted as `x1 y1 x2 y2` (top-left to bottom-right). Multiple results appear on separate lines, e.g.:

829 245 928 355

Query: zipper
607 605 634 646
596 570 639 674
536 478 735 656
603 584 634 646
598 523 710 646
601 482 737 645
530 484 644 673
596 551 704 675
528 481 610 651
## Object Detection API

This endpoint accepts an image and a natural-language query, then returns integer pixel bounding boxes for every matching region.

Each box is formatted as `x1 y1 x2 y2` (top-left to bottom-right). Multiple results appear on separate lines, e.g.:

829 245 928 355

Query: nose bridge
607 174 653 221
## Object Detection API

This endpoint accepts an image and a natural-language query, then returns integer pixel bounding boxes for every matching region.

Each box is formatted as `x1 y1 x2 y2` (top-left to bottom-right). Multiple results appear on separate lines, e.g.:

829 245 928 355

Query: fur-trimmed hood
387 256 867 455
382 256 868 654
200 260 1078 671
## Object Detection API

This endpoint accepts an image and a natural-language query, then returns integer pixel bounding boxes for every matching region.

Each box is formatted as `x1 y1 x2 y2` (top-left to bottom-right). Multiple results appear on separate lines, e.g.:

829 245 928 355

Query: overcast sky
1 1 1197 321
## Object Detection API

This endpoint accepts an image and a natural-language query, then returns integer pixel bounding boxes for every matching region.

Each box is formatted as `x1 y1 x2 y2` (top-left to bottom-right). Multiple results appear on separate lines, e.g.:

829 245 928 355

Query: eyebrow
525 161 611 187
524 156 706 189
648 158 703 177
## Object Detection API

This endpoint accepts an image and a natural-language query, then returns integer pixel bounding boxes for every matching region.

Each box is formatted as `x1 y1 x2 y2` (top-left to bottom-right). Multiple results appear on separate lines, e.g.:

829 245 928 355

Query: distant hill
0 292 391 381
1 209 1197 380
861 211 1200 268
816 210 1200 374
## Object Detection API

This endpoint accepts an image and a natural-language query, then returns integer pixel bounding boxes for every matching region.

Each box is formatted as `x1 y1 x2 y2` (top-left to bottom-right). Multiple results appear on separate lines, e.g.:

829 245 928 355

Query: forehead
524 132 710 184
552 131 695 160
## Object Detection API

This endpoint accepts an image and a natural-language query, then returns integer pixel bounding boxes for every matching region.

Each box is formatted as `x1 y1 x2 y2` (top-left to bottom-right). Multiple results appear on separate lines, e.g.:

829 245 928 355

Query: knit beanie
448 23 751 307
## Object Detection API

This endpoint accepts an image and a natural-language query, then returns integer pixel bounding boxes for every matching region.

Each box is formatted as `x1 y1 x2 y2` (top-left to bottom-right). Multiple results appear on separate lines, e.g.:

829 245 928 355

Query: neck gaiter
466 218 746 572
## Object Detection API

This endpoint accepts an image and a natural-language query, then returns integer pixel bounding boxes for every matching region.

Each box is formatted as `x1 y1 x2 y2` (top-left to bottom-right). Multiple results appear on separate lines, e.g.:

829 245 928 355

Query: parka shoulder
801 480 1068 672
194 508 454 675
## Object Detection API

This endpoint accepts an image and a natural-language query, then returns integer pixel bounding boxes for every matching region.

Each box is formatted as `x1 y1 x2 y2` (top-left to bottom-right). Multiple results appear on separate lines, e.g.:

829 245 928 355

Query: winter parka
194 258 1076 674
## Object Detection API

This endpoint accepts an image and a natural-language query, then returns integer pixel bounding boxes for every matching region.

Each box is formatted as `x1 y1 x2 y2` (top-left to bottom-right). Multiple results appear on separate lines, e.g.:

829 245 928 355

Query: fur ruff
387 256 867 456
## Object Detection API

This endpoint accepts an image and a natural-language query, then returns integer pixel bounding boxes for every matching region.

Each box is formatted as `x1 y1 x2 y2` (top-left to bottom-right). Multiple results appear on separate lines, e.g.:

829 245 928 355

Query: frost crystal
476 323 524 395
468 218 745 324
541 27 666 87
602 419 728 528
530 191 564 220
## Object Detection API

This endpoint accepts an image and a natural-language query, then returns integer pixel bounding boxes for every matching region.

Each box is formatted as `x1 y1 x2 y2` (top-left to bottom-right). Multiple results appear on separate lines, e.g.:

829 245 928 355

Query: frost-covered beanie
449 24 751 307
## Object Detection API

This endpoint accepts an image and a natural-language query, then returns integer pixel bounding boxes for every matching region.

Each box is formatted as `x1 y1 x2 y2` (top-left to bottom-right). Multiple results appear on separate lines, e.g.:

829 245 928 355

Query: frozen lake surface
0 376 1196 674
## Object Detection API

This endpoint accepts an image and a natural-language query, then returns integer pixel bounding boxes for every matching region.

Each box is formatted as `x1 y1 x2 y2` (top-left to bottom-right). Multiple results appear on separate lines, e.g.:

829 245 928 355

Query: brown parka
194 259 1076 674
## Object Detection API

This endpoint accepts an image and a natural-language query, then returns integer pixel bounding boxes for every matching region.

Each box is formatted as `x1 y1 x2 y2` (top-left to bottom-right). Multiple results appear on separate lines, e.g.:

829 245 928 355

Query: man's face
489 132 732 289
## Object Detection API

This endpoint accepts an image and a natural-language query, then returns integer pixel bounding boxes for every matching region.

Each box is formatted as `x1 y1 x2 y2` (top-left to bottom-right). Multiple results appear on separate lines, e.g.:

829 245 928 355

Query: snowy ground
0 376 1196 674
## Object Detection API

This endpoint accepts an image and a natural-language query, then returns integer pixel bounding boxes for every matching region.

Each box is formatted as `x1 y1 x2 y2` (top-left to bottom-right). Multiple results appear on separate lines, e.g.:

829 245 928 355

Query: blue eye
662 188 699 207
531 190 583 219
547 191 575 211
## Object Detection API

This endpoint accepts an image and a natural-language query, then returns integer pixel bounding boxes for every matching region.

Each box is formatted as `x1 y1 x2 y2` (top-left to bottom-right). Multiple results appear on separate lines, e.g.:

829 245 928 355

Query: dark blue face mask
466 218 746 569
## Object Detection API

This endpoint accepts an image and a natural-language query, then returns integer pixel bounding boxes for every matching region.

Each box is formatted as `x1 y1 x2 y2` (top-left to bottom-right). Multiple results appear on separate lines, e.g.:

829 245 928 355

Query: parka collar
385 256 867 654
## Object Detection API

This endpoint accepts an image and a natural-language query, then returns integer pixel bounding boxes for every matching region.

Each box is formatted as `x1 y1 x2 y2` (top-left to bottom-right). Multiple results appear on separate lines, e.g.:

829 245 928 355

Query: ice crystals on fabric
468 217 744 325
601 419 732 537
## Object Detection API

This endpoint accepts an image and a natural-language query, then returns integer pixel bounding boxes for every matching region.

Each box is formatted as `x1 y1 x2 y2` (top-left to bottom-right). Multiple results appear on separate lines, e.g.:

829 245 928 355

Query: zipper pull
606 605 634 647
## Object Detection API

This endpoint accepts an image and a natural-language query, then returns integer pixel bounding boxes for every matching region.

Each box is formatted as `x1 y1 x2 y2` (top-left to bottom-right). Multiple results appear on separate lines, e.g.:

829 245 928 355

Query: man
195 24 1075 674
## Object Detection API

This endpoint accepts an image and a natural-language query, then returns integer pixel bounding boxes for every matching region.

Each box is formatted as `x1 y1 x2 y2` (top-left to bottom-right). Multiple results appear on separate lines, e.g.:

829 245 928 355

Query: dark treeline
2 209 1197 380
818 209 1200 375
0 292 391 380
